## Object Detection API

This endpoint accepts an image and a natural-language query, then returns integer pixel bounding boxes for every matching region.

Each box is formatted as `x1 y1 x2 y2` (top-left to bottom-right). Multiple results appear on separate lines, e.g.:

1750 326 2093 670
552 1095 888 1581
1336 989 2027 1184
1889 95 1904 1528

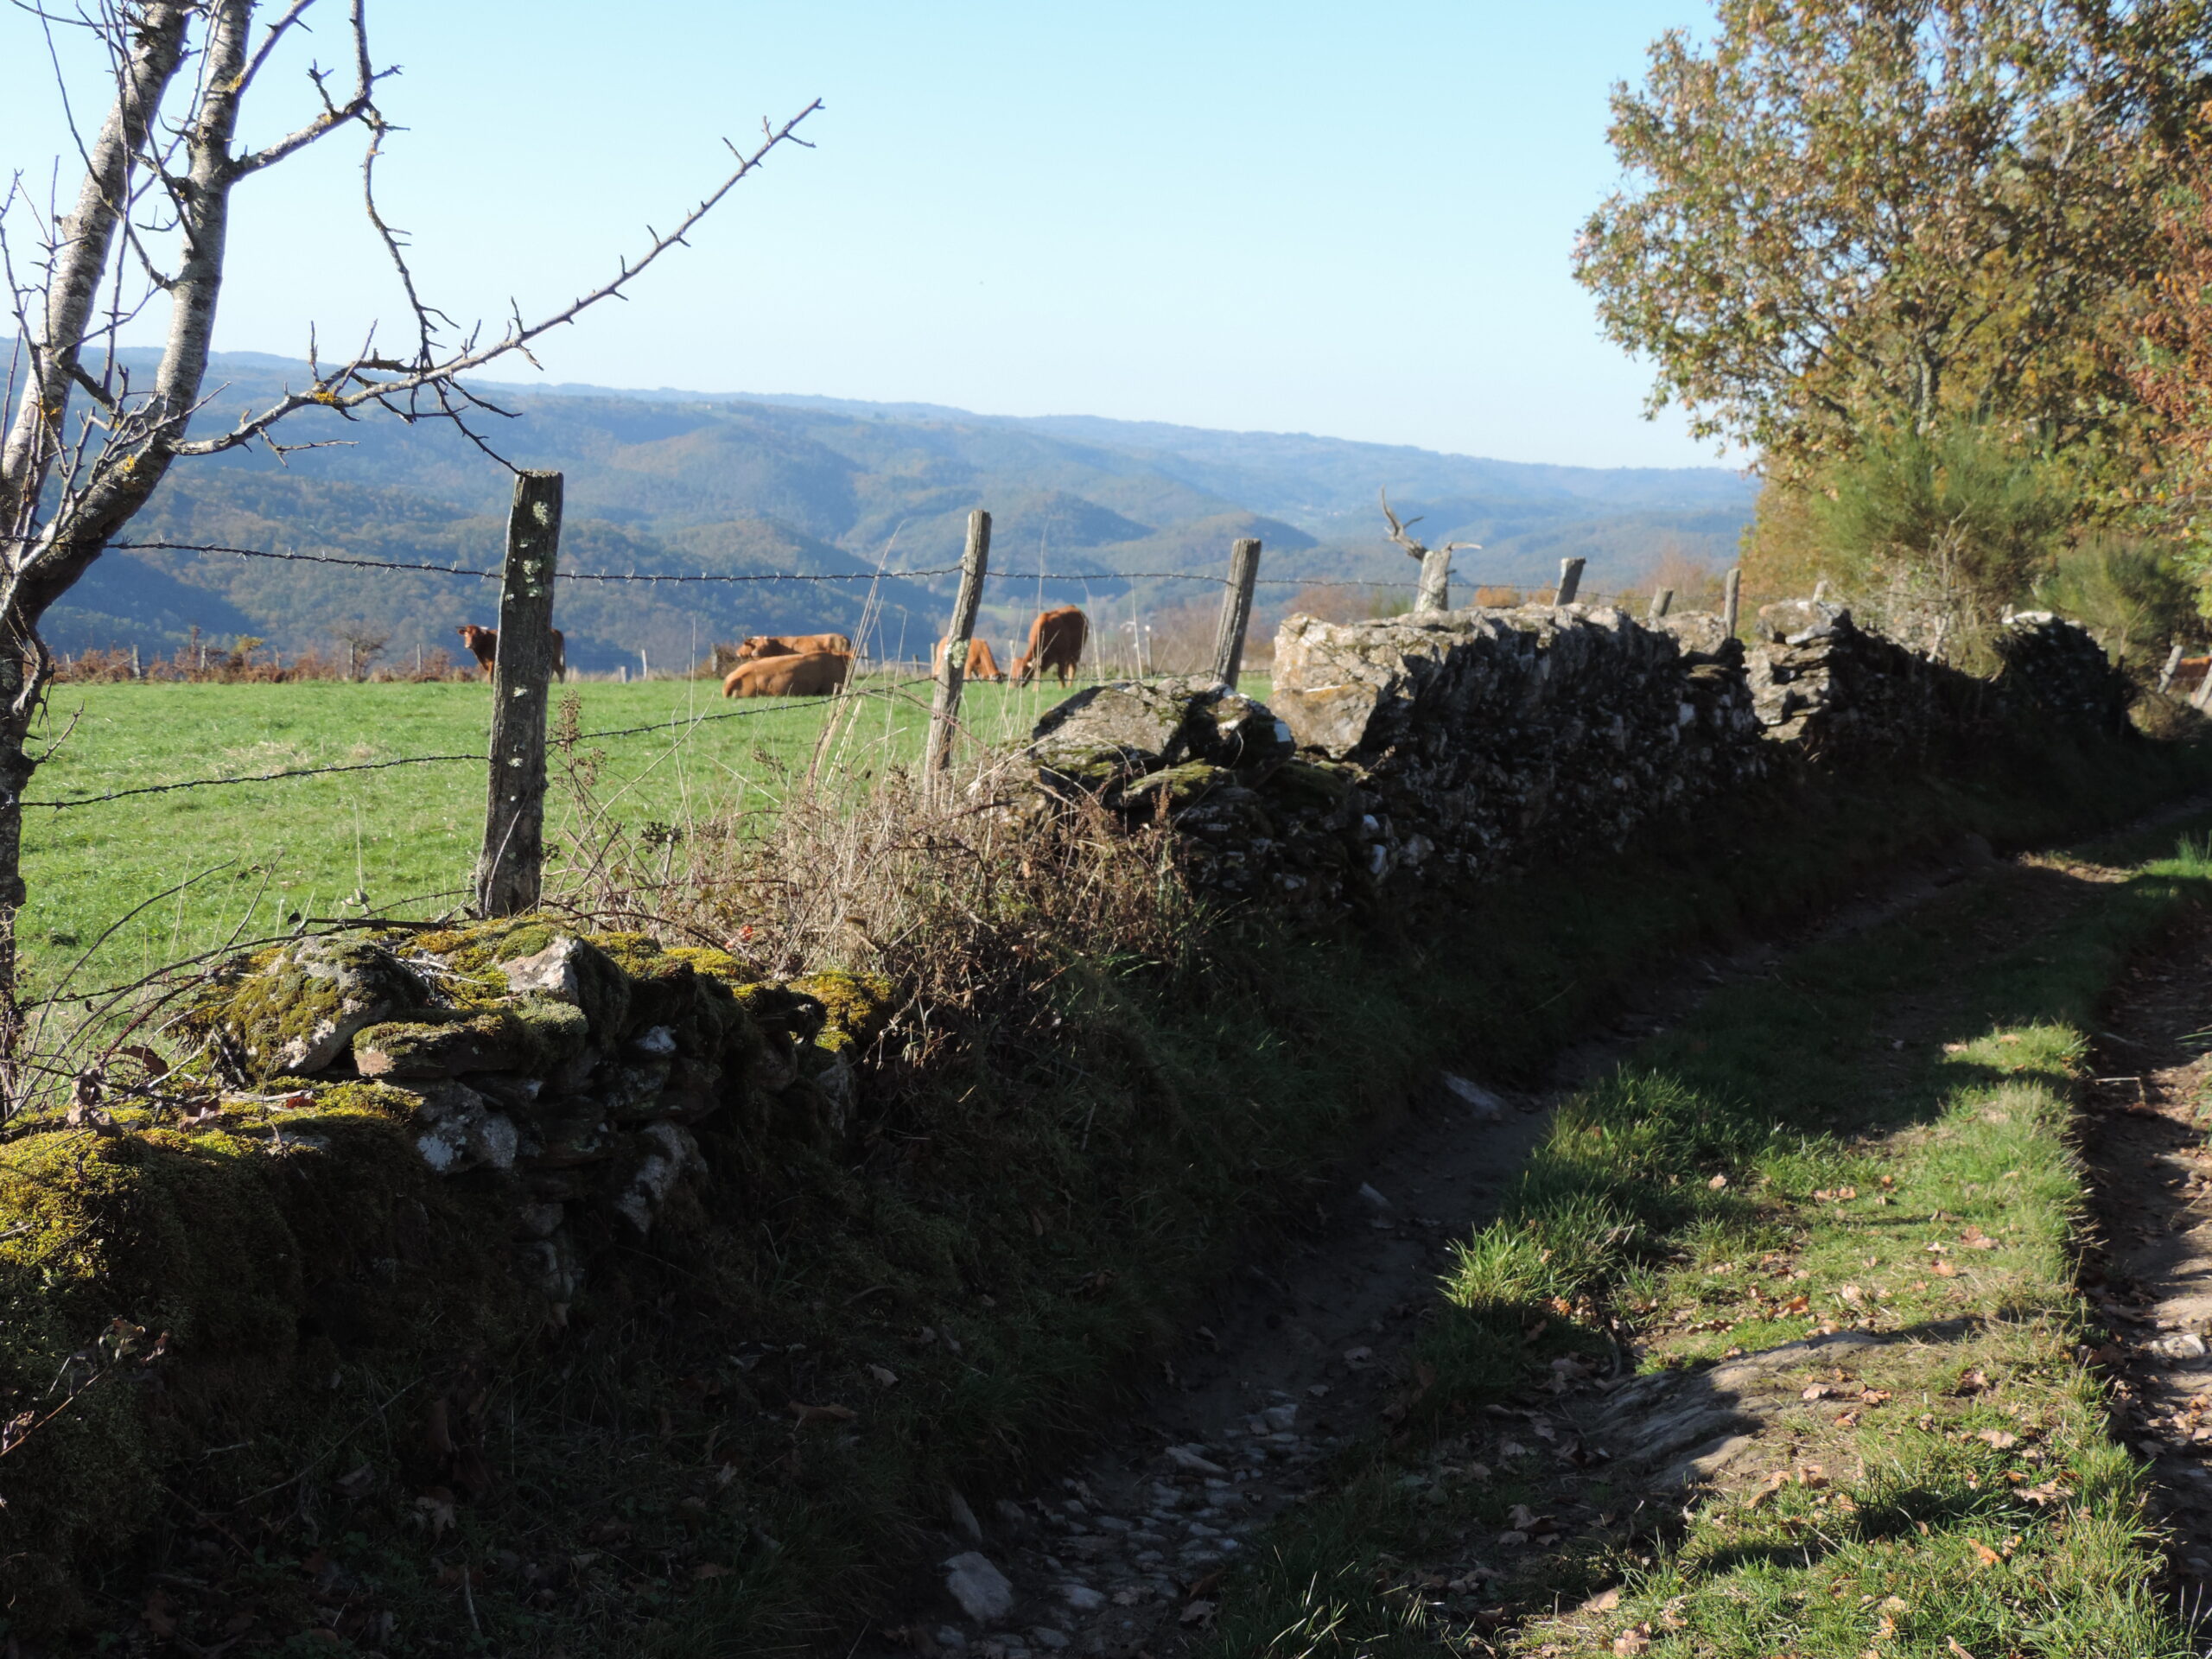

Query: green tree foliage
1576 0 2212 473
2035 532 2203 653
1807 424 2072 653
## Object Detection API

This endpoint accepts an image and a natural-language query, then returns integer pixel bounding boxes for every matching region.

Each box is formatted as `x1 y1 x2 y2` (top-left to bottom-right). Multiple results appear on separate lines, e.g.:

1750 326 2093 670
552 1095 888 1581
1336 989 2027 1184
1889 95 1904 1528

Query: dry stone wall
179 921 893 1311
1027 600 2137 910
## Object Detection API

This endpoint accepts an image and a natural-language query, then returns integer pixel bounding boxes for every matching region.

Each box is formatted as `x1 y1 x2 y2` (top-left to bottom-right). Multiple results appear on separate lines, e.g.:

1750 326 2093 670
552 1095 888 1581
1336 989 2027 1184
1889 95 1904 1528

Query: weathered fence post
1211 537 1262 687
1648 588 1674 620
474 469 563 918
1554 557 1586 607
1724 566 1743 636
925 508 991 790
2158 641 2185 696
1414 544 1452 613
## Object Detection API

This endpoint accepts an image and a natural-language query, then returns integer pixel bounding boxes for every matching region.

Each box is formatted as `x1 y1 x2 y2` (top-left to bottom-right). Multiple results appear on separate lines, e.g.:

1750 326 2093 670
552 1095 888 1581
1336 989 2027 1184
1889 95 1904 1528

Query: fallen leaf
1935 1261 1959 1278
1179 1599 1217 1627
1961 1226 1999 1250
1948 1638 1980 1658
1976 1428 2019 1450
142 1588 176 1638
786 1401 857 1428
868 1365 899 1388
1746 1469 1792 1509
1802 1383 1834 1401
1970 1539 2001 1567
1783 1295 1811 1316
1613 1624 1654 1656
1859 1389 1893 1405
411 1488 456 1538
1509 1503 1542 1529
1708 1173 1729 1190
693 1562 731 1580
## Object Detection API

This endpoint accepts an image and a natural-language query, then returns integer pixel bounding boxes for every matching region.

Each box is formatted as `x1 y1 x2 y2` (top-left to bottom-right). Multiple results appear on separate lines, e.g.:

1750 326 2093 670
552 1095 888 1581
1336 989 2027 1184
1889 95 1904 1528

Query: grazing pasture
20 671 1188 1001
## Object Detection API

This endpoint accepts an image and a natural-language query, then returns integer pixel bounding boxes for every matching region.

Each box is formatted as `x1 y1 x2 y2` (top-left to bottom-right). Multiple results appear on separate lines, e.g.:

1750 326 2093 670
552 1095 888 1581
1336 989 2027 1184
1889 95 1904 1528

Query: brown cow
455 624 566 680
1011 607 1088 686
935 635 1004 682
734 632 854 663
721 651 852 698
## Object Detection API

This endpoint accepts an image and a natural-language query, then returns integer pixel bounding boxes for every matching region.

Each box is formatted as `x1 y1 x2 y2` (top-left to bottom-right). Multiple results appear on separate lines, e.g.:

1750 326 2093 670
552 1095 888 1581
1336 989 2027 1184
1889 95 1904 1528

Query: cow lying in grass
721 651 852 697
734 632 854 663
456 623 565 680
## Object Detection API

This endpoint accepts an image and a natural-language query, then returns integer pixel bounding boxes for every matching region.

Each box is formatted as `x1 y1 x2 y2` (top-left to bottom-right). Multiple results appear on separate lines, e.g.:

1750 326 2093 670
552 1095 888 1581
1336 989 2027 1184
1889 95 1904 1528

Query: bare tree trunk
0 655 35 1058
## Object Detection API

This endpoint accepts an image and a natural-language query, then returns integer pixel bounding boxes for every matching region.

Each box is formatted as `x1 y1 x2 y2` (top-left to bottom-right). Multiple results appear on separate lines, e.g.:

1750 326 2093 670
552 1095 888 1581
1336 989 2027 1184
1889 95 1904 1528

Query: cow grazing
721 651 852 698
455 624 566 680
734 632 854 663
1011 607 1088 686
935 635 1004 682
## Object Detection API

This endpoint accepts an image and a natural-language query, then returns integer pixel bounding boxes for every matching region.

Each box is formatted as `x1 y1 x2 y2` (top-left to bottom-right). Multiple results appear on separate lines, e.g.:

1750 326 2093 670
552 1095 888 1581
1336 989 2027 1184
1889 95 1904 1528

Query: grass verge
2 708 2205 1655
1201 823 2212 1656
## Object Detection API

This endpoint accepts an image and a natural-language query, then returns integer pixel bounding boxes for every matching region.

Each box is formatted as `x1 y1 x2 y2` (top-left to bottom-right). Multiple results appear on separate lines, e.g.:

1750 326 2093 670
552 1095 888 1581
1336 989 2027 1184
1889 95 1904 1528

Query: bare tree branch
173 96 824 459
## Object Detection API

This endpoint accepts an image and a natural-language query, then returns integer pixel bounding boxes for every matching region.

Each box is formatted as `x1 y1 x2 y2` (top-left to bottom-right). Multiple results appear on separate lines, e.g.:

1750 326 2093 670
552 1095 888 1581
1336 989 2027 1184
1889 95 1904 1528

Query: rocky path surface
2081 906 2212 1587
859 835 2044 1659
884 1089 1552 1657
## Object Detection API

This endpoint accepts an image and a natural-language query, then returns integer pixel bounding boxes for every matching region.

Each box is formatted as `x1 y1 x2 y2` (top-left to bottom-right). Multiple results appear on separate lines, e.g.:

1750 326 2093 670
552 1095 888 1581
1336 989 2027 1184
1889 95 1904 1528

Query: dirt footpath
862 839 2031 1658
2082 907 2212 1586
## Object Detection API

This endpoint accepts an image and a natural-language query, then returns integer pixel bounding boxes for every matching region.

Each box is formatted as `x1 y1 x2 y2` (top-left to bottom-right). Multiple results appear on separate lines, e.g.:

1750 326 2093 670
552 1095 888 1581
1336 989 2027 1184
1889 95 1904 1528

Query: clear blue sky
1 2 1725 469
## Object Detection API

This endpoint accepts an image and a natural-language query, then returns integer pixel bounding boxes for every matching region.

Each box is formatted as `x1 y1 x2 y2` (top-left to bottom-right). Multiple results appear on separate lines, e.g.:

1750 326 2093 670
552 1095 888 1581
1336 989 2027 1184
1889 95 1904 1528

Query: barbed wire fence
13 480 1660 1076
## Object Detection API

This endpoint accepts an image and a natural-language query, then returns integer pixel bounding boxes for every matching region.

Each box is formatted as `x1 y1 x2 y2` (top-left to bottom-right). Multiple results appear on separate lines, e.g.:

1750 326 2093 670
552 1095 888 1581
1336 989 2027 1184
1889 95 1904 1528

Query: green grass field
21 672 1160 1001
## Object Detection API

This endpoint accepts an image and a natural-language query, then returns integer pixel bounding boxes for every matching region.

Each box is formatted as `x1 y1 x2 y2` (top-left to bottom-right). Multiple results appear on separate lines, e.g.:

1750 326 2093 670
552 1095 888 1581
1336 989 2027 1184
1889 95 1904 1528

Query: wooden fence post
1554 557 1586 607
1414 545 1452 613
1211 537 1262 687
2158 641 2185 696
1724 566 1743 636
925 508 991 790
474 469 563 918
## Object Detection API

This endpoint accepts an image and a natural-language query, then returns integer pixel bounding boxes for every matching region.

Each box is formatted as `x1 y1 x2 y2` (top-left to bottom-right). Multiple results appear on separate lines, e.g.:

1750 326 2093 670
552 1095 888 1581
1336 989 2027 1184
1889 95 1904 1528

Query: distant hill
28 349 1758 670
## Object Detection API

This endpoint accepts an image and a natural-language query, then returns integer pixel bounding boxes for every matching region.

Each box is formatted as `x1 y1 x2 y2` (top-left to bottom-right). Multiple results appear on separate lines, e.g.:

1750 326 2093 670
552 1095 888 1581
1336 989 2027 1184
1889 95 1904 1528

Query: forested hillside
38 349 1754 671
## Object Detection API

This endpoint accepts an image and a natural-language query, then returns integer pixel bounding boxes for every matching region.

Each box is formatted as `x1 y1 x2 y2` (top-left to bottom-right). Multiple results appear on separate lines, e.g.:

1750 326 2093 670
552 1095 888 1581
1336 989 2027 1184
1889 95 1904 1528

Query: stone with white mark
1164 1445 1226 1476
943 1551 1014 1623
1441 1073 1507 1119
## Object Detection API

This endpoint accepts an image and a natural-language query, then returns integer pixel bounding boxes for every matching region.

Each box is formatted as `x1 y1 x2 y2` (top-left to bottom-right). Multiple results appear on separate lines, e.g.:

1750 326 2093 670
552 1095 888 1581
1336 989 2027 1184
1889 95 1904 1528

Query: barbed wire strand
27 677 940 809
108 540 1452 590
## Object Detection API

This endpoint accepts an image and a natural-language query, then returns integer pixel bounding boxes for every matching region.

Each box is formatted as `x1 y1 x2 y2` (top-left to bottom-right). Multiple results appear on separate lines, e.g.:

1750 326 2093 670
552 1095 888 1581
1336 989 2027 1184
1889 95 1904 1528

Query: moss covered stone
1122 760 1232 811
181 936 428 1083
788 970 895 1058
732 982 827 1047
498 933 632 1038
353 997 588 1079
0 1077 536 1635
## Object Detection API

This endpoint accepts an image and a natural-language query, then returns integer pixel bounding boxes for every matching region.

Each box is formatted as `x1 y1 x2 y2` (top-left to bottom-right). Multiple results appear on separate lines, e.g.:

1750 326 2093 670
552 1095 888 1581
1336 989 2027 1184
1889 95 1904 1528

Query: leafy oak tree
1575 0 2212 474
